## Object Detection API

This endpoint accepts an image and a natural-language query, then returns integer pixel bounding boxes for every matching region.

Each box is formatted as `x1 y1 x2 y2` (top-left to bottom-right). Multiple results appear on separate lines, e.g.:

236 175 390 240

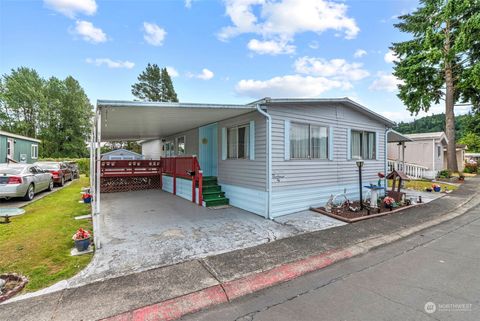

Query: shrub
437 169 451 179
464 162 478 174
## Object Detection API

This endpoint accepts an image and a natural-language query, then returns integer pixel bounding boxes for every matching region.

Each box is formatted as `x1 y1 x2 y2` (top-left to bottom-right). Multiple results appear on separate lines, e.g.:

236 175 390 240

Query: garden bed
310 201 419 223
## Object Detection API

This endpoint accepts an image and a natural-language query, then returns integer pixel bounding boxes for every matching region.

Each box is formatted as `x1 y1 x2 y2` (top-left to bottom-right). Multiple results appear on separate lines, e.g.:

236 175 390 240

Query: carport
90 100 257 248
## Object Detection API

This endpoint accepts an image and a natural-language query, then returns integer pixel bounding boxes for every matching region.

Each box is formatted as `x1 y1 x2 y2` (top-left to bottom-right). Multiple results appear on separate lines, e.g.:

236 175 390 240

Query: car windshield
0 167 24 175
37 163 60 170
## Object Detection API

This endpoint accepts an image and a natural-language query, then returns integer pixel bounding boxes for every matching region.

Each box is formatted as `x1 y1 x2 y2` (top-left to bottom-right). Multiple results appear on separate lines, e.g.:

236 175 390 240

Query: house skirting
221 183 268 218
162 175 200 205
271 184 383 218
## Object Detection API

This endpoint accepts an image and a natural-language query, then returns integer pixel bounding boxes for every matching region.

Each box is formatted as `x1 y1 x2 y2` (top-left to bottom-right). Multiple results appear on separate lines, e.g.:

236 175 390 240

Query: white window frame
227 124 250 160
289 122 329 160
31 144 38 159
7 138 14 158
175 136 186 156
351 130 376 160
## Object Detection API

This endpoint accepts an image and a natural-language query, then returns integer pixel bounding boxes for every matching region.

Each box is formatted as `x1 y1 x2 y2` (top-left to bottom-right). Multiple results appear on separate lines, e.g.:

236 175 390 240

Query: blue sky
0 0 470 122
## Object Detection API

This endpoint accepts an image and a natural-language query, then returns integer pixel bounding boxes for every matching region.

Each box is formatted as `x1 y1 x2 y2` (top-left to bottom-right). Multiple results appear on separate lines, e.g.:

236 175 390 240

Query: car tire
60 177 65 187
23 184 35 201
47 179 54 191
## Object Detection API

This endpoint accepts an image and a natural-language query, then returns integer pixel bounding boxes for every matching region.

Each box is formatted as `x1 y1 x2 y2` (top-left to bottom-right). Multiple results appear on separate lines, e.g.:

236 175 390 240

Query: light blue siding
198 123 218 176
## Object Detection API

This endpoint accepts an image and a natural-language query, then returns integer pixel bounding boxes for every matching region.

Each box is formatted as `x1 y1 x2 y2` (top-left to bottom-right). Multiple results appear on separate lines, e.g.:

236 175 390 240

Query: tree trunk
444 23 459 173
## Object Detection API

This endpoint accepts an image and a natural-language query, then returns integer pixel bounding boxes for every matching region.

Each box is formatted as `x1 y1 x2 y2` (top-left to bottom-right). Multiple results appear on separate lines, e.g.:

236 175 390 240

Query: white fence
387 160 429 179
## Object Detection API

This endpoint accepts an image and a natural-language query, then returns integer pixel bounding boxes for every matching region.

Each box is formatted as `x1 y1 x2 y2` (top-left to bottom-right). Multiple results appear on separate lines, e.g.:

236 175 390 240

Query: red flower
72 228 91 241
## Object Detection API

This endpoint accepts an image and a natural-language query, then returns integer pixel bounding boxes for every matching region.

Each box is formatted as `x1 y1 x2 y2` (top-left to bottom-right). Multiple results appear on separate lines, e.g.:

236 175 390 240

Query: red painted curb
222 249 353 300
101 248 354 321
101 285 228 321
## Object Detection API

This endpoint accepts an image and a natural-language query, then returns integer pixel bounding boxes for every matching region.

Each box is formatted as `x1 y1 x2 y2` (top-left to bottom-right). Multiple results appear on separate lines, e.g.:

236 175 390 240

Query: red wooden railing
101 160 162 177
100 157 203 206
160 156 203 205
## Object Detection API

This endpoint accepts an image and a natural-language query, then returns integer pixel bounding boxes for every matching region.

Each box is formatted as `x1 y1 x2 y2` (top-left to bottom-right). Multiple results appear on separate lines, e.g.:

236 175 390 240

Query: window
7 139 13 158
164 141 174 156
290 123 328 159
31 144 38 159
176 136 185 155
437 146 441 158
351 130 376 160
227 124 249 159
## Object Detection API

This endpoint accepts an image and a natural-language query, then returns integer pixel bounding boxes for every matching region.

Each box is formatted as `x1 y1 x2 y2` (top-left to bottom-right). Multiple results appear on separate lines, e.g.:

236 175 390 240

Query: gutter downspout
385 128 392 196
256 103 272 220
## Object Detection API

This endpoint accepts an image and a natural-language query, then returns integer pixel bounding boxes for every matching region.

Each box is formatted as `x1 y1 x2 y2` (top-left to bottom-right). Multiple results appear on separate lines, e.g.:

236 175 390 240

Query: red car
35 162 73 186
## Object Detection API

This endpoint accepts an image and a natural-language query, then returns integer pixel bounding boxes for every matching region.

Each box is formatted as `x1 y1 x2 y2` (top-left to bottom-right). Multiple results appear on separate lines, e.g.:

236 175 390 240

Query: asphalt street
183 205 480 321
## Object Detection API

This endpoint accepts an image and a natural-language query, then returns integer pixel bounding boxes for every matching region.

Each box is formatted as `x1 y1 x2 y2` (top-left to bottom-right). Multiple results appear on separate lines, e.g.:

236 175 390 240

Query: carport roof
97 97 397 141
388 130 413 143
97 100 255 141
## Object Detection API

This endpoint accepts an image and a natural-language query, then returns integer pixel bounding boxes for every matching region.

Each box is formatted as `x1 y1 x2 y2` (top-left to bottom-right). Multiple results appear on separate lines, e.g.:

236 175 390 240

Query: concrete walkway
1 177 478 321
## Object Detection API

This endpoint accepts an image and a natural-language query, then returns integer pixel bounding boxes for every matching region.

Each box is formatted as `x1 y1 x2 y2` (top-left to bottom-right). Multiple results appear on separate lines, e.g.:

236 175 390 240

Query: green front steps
202 176 229 207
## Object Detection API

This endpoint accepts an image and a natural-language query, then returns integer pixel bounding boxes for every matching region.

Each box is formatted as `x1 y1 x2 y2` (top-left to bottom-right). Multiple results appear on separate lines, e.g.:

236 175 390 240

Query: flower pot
83 197 91 204
74 238 90 252
433 187 441 192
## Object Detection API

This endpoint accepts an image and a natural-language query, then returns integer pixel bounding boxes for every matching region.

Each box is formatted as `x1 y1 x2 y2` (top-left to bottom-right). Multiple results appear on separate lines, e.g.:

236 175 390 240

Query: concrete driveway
69 189 344 286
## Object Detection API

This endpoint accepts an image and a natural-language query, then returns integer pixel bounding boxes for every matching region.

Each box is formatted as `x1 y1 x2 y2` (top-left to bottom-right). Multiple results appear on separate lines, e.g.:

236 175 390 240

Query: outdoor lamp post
356 159 364 210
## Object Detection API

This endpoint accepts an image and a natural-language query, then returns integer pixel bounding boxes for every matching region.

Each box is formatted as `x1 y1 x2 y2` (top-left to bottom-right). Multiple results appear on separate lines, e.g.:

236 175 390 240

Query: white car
0 164 54 201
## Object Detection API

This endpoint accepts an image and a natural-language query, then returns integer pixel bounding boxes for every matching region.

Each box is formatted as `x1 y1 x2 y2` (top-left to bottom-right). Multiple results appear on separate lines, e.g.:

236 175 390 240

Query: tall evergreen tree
0 68 92 158
0 67 45 138
392 0 480 172
131 63 178 102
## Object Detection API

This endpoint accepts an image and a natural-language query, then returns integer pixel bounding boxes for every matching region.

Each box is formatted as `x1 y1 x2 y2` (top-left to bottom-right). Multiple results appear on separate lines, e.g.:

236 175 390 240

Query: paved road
183 205 480 321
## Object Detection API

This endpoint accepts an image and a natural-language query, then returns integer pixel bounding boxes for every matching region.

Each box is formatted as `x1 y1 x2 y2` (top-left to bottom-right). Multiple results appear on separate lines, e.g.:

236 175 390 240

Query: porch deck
70 189 345 285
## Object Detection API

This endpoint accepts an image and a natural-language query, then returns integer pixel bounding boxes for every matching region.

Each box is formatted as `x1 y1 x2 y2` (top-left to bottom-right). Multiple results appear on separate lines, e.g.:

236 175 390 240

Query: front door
7 138 14 160
199 123 218 177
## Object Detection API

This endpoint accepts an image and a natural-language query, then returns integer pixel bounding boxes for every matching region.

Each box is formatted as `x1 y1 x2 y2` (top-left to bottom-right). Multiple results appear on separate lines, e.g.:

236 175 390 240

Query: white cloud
384 49 399 63
44 0 97 18
185 0 198 8
86 58 134 69
73 20 107 43
308 41 319 49
219 0 359 55
188 68 215 80
294 57 370 81
247 39 295 55
166 66 179 77
354 49 367 58
236 74 348 98
369 72 403 92
143 22 166 46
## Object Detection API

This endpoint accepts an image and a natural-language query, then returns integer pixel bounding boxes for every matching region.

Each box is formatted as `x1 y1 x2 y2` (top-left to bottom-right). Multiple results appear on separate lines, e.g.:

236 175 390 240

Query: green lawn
387 179 459 192
0 176 93 292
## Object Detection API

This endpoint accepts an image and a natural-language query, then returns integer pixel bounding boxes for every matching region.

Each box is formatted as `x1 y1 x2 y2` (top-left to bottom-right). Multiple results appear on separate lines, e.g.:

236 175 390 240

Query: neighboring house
0 130 40 164
101 149 143 160
388 132 448 179
444 144 467 172
96 98 395 219
465 152 480 164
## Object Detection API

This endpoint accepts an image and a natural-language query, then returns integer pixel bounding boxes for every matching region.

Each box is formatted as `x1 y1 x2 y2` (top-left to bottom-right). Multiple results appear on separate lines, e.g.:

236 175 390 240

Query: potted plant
383 196 395 211
432 183 441 192
72 228 91 252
